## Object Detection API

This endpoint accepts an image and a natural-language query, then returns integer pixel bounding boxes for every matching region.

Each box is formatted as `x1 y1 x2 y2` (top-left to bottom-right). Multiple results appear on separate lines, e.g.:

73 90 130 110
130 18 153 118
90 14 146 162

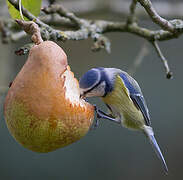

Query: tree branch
137 0 175 33
127 0 137 25
55 0 183 18
39 14 75 28
42 5 83 27
3 0 183 79
5 1 183 42
152 41 172 79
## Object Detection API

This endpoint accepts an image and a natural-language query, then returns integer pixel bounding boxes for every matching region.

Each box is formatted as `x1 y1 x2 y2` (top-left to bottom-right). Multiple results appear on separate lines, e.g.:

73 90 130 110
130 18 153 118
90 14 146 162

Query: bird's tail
143 126 168 174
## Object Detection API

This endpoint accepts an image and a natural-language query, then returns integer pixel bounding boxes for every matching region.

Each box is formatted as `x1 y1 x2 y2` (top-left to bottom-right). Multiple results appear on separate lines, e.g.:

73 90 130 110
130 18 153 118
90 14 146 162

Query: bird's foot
93 104 121 124
89 105 101 130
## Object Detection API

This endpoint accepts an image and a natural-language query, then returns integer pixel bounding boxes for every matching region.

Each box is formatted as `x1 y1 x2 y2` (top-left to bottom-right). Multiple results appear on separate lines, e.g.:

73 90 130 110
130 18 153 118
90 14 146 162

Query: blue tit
79 67 168 174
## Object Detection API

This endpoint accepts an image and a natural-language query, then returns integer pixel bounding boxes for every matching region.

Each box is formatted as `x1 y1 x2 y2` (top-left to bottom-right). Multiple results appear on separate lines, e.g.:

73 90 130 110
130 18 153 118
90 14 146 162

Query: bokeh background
0 0 183 179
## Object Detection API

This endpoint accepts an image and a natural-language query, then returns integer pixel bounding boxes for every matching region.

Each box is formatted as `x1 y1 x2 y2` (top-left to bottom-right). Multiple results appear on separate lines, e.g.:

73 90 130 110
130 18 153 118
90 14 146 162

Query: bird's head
79 68 106 98
79 67 119 98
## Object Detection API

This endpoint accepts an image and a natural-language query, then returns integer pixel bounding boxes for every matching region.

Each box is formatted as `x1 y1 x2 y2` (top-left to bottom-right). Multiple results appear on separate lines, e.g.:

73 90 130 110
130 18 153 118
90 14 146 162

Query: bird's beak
79 89 86 99
80 93 85 99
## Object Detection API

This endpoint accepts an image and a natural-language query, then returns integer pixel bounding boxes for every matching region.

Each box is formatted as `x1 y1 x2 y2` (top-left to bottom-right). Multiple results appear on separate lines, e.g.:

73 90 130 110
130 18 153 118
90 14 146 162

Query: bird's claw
93 104 102 119
90 118 100 130
92 104 121 130
90 104 101 129
94 118 99 128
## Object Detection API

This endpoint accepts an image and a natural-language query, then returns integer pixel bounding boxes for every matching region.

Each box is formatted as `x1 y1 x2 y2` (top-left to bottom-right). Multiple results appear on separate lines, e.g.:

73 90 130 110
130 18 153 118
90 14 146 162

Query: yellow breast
102 75 145 130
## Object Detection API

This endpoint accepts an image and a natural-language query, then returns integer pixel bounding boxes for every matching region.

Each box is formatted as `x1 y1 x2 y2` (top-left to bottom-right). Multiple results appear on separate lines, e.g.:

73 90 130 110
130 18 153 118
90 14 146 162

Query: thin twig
128 42 149 76
42 5 84 27
60 0 183 18
39 14 75 28
127 0 138 24
44 0 183 18
137 0 175 33
152 41 172 79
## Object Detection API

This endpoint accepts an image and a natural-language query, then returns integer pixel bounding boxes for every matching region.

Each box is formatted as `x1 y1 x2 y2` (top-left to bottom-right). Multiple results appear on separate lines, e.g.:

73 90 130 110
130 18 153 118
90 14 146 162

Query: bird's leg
94 105 121 124
89 115 100 130
94 117 99 129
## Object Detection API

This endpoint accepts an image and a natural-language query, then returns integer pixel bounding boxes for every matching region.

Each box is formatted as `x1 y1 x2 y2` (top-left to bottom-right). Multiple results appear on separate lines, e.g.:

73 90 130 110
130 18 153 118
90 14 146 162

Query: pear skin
4 41 94 153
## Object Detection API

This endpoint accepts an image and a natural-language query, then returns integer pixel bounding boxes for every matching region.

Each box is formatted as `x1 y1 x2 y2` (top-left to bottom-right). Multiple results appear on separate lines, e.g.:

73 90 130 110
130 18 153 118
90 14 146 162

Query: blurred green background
0 0 183 179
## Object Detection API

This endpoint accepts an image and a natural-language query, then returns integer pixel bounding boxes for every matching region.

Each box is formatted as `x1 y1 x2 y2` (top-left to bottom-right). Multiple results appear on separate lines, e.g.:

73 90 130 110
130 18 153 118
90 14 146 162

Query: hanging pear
4 41 94 153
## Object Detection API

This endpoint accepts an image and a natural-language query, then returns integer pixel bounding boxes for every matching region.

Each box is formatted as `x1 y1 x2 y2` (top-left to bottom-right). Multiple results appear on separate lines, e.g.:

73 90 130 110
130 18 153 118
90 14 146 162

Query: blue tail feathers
143 126 168 174
149 134 168 174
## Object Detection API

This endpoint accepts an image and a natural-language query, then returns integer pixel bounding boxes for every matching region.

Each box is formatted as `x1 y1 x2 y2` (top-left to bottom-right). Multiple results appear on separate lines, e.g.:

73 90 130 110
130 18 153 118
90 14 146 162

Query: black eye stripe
83 80 102 95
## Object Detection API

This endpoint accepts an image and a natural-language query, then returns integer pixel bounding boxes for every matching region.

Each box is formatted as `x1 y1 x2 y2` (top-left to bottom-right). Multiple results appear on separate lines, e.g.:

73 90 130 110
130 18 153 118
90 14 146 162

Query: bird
79 67 168 174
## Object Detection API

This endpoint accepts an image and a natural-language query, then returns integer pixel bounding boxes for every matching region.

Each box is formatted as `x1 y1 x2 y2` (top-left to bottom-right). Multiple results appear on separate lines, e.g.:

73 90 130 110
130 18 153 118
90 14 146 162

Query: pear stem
15 20 43 45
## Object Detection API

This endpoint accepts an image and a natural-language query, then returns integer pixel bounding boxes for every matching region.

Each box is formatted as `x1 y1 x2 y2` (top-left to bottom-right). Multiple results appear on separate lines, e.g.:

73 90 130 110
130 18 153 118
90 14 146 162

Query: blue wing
119 72 151 126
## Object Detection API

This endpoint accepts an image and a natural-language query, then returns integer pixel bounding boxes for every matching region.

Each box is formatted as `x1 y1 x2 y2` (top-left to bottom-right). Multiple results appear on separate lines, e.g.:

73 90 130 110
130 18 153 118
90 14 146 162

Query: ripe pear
4 41 94 153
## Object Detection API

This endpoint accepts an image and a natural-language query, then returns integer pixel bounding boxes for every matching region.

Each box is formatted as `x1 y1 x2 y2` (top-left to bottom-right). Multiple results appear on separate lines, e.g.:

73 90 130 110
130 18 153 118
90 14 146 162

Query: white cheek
95 90 105 97
85 91 98 97
79 88 84 95
83 81 106 97
87 89 105 97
